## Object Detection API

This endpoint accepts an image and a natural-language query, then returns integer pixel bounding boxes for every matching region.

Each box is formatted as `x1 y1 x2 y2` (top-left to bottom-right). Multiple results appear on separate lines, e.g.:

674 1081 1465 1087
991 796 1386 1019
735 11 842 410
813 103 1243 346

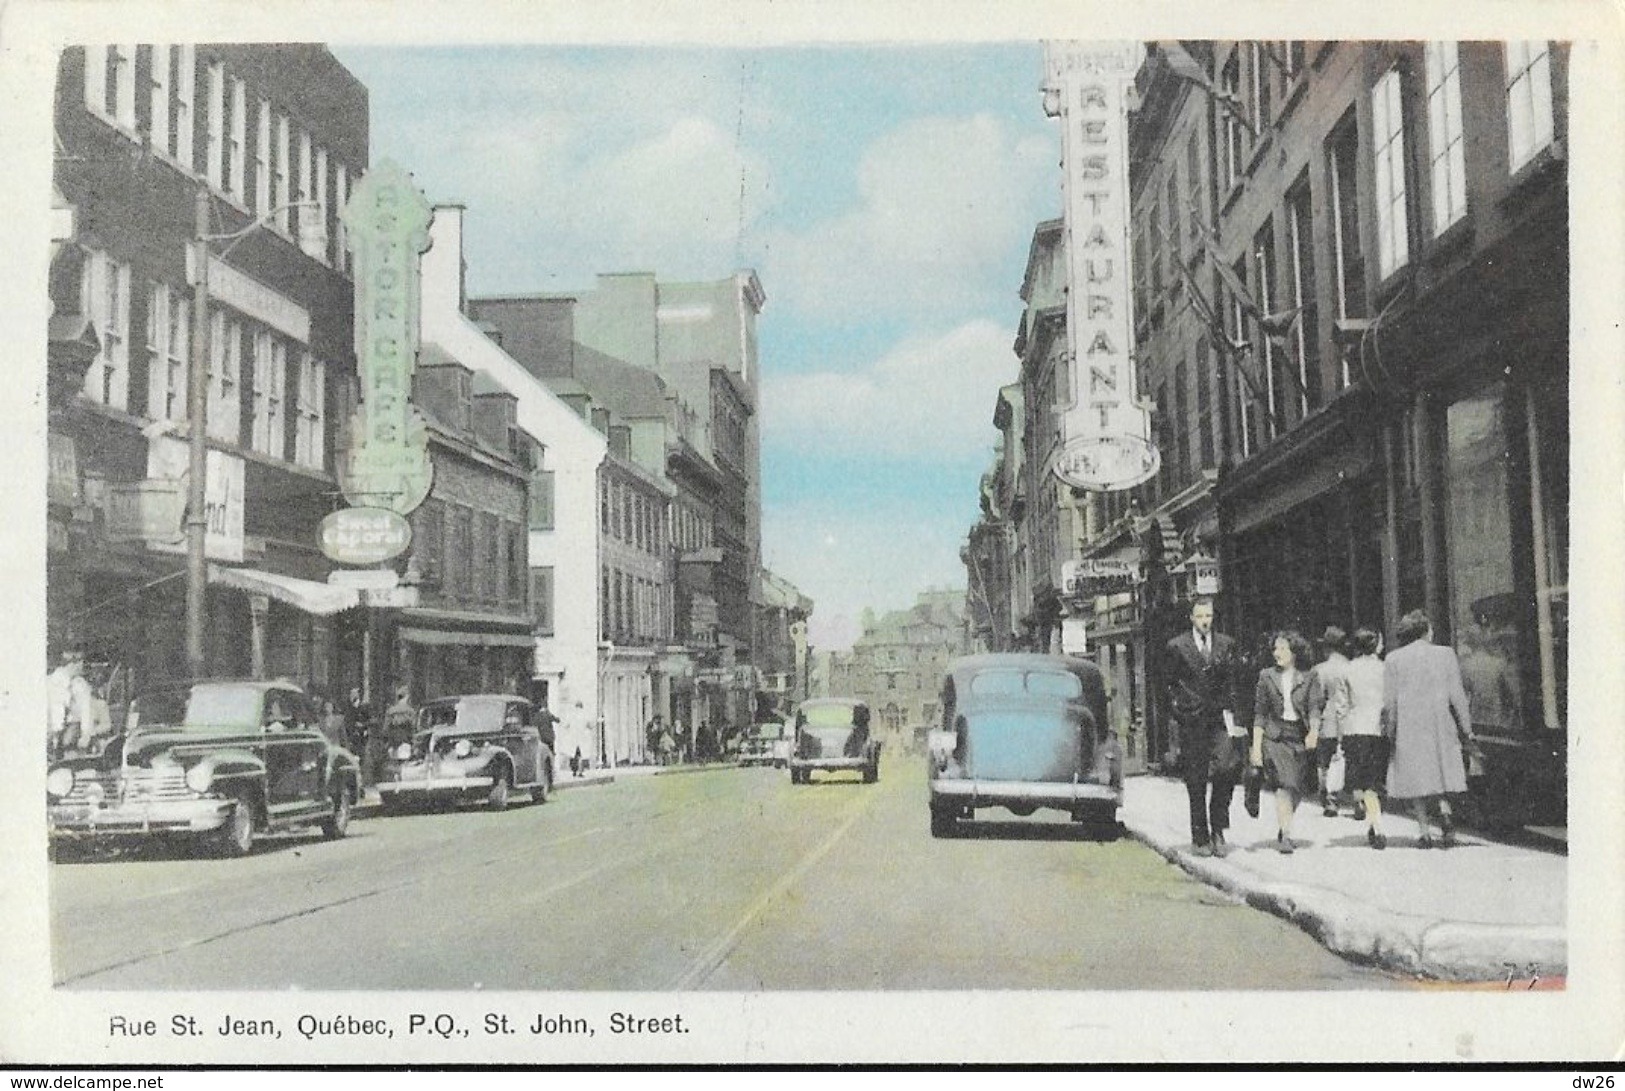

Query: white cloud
761 114 1054 320
761 319 1016 461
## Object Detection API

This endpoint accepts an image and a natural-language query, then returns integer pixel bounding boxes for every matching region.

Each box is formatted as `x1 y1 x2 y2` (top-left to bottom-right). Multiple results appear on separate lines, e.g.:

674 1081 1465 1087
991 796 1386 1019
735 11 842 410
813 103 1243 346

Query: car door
262 688 323 812
505 701 541 784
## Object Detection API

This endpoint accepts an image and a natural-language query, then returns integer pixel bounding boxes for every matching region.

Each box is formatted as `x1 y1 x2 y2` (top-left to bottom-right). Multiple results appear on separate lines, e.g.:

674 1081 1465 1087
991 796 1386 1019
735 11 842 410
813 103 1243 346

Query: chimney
424 203 468 321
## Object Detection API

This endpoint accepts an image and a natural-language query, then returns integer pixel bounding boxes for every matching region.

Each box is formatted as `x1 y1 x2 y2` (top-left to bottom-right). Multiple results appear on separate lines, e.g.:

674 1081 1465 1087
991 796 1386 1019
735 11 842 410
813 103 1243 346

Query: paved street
51 765 1398 991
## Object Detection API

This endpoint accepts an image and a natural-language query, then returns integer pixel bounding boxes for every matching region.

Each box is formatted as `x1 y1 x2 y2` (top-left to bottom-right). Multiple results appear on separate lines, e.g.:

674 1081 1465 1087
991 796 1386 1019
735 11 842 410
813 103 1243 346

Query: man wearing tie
1163 597 1245 856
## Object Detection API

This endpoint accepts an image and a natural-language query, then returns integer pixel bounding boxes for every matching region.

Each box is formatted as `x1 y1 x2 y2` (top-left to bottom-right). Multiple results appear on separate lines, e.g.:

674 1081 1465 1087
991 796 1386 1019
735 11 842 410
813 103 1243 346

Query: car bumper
930 778 1122 810
49 798 233 837
376 775 495 798
790 757 871 771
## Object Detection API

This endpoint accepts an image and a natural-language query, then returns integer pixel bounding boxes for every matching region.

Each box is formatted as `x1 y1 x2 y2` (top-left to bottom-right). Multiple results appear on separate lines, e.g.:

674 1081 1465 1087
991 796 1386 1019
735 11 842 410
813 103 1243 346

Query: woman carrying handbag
1251 630 1316 853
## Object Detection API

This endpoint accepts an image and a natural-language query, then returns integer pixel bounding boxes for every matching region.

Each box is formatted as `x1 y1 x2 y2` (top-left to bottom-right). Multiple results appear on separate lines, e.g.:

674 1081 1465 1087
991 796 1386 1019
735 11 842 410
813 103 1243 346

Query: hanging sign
338 160 435 516
1043 41 1160 492
320 506 413 564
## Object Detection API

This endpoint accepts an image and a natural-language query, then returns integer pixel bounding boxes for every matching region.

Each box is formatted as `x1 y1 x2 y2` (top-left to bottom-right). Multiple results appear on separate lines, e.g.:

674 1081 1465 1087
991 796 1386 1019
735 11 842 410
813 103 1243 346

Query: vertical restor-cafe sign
338 160 435 517
1043 41 1160 492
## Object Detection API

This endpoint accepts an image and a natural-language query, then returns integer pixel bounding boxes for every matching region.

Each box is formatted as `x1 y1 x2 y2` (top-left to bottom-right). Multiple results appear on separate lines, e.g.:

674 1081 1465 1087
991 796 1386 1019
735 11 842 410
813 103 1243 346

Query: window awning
398 626 536 649
207 565 360 616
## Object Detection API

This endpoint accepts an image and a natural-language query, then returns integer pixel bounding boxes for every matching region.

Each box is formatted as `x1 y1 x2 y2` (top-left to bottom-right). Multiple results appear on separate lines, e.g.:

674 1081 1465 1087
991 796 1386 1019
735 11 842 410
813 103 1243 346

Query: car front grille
58 771 117 805
119 766 192 803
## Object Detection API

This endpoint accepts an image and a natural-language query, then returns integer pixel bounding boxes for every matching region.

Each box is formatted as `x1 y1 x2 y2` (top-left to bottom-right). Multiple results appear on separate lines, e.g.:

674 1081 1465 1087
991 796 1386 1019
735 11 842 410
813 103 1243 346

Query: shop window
1444 383 1526 739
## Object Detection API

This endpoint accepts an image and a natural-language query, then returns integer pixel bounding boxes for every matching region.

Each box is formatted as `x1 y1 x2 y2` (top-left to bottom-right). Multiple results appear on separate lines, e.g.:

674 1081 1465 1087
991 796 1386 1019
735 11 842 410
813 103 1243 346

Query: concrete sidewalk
1122 773 1567 982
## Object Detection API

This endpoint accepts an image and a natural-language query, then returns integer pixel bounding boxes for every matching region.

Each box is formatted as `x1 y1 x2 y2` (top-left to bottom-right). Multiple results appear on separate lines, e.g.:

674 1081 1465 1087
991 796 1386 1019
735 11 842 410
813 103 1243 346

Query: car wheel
214 798 255 857
320 781 353 840
530 769 551 804
488 767 512 810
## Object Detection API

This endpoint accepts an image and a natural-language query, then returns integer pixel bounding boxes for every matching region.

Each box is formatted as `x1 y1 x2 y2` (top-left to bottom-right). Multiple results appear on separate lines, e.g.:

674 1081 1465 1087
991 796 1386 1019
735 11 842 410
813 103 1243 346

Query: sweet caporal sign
1043 41 1160 492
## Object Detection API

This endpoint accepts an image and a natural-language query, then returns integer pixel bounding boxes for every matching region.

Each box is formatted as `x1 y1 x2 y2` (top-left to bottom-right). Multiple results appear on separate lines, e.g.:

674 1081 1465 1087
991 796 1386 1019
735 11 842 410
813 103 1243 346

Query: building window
251 330 287 459
297 131 320 257
145 45 169 156
82 251 131 410
145 282 188 423
333 162 350 271
172 45 195 167
1222 53 1244 190
1229 259 1261 459
507 523 525 608
453 506 474 602
1249 41 1273 132
227 77 247 203
1425 42 1468 233
1185 131 1203 243
1173 358 1190 485
254 99 271 217
1148 191 1163 300
1165 171 1182 274
1327 114 1366 389
530 469 556 531
1505 41 1555 173
1195 340 1215 469
273 114 291 236
531 567 555 636
313 145 331 262
1253 219 1283 440
1371 67 1411 280
1286 178 1320 416
600 479 611 535
207 310 242 442
295 354 325 469
414 499 444 589
84 45 137 132
204 62 225 191
481 512 501 605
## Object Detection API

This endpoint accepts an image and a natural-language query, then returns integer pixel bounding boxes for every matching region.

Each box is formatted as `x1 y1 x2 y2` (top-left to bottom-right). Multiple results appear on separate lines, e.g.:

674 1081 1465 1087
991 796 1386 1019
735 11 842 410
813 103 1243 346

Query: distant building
827 591 969 749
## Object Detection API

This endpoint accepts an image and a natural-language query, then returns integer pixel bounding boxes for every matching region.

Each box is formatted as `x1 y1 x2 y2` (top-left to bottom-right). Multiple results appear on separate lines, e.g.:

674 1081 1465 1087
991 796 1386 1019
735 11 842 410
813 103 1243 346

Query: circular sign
1052 434 1160 492
320 507 413 565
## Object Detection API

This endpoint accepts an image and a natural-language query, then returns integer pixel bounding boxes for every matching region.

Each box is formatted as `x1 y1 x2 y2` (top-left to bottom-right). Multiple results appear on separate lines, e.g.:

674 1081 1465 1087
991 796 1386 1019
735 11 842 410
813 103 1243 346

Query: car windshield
801 705 859 728
418 701 508 733
133 685 261 732
967 669 1083 700
757 724 785 740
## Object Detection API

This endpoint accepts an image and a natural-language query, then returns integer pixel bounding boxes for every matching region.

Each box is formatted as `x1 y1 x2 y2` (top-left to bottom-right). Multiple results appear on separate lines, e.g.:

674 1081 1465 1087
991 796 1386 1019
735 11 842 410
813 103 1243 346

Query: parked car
376 694 554 812
738 721 788 768
46 680 360 858
789 698 879 784
926 654 1122 838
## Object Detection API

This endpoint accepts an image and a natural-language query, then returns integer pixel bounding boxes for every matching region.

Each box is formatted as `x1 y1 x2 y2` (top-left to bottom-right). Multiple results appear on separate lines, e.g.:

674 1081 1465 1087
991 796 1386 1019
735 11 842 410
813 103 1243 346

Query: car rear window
801 705 858 728
968 670 1082 700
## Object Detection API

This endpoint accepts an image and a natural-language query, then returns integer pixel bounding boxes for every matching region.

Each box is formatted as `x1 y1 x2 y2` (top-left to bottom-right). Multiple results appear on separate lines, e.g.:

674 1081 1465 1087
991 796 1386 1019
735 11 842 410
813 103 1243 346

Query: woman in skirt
1251 630 1315 853
1333 627 1391 849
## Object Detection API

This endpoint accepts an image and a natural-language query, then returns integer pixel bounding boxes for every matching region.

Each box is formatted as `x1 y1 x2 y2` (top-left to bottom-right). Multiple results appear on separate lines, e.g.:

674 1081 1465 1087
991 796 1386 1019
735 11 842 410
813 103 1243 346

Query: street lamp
184 190 320 677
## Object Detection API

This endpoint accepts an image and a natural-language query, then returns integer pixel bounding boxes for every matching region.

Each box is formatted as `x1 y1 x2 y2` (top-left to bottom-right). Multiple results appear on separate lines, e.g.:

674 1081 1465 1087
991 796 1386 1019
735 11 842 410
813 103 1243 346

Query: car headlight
184 764 214 794
393 742 412 761
453 739 472 758
46 767 74 799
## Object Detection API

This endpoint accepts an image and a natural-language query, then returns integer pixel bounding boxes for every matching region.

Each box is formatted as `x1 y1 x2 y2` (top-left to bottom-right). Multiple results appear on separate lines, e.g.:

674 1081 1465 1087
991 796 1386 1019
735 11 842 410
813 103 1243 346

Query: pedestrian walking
344 686 372 757
1162 597 1245 858
1252 630 1315 853
1308 626 1351 817
319 695 349 748
1334 627 1391 849
1383 609 1475 848
46 647 91 757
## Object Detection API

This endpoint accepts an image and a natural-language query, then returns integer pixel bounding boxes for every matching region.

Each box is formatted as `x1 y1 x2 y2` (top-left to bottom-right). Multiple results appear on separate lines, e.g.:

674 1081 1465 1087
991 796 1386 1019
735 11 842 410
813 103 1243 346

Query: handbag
1243 765 1263 819
1325 749 1347 795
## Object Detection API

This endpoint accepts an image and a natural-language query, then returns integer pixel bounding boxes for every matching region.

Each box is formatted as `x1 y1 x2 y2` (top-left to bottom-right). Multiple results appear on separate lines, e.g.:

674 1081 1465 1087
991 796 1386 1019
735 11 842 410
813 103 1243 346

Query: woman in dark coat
1251 630 1316 853
1383 610 1475 848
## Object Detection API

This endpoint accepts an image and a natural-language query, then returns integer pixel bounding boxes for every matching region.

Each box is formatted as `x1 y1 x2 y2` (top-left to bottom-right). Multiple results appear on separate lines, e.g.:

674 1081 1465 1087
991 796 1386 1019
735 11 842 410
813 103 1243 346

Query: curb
1124 822 1567 982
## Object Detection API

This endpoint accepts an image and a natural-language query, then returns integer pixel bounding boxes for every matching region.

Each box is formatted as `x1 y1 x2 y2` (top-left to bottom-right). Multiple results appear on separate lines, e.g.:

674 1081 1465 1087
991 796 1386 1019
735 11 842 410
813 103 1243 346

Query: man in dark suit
1163 597 1245 856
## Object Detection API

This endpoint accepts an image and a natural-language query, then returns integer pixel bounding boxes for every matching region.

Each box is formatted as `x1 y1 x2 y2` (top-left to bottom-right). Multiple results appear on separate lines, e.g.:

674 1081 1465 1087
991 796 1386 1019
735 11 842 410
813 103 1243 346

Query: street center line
667 789 878 990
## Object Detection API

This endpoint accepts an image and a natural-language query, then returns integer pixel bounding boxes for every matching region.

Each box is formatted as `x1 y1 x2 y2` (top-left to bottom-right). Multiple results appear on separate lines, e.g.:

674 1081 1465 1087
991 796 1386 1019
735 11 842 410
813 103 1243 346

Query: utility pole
185 188 212 678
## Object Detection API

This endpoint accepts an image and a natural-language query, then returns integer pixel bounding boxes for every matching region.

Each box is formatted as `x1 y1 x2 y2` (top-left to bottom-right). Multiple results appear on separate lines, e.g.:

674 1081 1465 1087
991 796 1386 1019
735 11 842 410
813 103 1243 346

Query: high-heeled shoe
1438 813 1458 848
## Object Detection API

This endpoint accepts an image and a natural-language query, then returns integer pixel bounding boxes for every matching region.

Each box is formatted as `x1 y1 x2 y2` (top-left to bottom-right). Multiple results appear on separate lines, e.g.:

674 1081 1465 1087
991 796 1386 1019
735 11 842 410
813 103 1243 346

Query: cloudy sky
334 44 1060 649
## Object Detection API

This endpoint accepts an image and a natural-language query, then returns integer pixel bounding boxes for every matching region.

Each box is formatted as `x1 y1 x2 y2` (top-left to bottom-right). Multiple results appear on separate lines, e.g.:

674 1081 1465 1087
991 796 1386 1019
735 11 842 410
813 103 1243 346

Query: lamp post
184 190 320 677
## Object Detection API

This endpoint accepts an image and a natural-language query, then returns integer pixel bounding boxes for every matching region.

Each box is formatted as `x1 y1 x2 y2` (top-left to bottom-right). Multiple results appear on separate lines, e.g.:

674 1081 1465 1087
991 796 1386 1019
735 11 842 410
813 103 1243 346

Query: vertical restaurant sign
1043 41 1160 492
338 160 435 516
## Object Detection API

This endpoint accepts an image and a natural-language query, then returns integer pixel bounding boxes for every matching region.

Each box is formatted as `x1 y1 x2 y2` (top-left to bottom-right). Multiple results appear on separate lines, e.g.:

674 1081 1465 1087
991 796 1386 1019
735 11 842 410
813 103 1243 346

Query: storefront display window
1443 382 1527 738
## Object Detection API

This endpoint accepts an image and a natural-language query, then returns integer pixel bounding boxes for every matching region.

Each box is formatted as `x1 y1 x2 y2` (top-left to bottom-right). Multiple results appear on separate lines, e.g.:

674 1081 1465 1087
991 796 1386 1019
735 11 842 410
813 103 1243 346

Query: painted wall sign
145 436 245 562
319 506 413 565
1043 40 1160 493
186 251 311 342
338 160 435 516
